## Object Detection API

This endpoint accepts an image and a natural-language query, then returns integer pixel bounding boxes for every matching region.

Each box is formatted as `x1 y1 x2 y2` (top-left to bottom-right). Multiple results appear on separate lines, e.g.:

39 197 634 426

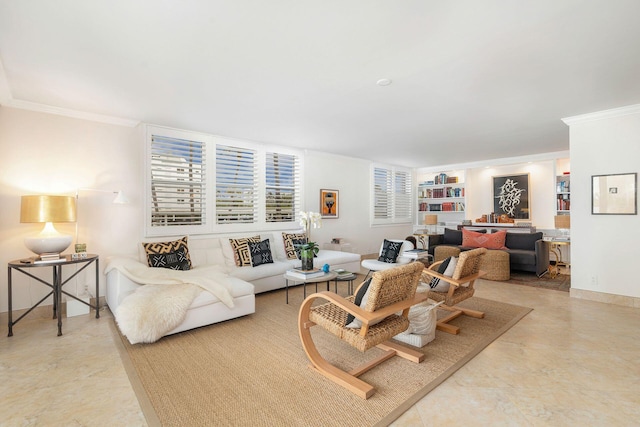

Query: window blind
216 144 258 224
372 165 412 225
150 135 205 226
266 152 300 222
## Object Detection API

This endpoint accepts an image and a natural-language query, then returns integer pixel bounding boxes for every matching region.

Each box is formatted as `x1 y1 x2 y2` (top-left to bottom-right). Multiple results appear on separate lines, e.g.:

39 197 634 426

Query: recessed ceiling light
376 78 392 86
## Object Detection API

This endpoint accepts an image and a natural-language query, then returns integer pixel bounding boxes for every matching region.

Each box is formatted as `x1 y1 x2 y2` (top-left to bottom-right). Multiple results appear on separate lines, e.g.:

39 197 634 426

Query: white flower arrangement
299 211 322 240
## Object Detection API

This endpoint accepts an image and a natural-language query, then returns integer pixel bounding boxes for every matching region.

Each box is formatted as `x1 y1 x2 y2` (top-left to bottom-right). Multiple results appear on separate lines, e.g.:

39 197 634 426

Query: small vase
300 248 314 271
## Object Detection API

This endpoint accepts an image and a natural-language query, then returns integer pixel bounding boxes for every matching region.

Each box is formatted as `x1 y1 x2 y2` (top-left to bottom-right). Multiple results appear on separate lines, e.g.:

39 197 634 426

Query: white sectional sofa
105 231 361 343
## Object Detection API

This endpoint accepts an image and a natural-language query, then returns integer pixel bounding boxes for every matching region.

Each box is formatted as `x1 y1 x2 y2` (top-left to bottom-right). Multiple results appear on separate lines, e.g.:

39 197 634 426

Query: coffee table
283 271 338 304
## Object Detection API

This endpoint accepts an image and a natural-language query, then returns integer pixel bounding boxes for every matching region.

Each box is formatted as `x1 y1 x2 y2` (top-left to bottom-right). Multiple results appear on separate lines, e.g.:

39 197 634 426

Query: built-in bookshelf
556 174 570 214
417 171 466 227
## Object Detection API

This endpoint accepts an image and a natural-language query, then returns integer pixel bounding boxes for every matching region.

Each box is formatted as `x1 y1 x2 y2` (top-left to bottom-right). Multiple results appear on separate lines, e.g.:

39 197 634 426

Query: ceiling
2 1 640 168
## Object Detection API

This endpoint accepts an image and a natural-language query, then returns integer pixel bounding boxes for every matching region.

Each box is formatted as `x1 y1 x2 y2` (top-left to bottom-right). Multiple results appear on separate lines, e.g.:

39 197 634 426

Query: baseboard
570 288 640 308
0 296 108 323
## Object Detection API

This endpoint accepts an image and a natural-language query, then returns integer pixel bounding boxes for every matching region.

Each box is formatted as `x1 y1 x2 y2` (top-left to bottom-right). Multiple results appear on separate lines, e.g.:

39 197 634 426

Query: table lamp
20 195 77 256
554 215 570 239
423 214 438 234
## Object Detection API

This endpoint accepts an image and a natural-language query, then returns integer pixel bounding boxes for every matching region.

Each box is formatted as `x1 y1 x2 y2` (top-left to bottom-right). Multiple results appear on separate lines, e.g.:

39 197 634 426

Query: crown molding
562 104 640 126
2 99 140 127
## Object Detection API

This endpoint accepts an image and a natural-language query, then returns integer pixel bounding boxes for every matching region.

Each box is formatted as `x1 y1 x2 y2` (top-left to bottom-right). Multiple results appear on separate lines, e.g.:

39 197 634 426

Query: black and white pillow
429 256 458 292
248 239 274 267
345 278 372 328
143 236 192 270
378 239 403 263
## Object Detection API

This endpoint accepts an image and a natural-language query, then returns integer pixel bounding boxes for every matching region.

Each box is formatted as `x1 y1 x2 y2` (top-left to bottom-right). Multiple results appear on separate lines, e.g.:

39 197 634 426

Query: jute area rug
113 288 531 427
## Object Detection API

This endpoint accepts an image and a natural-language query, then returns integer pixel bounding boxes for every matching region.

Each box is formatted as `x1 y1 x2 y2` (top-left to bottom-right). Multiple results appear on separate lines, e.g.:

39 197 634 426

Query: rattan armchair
421 247 487 335
298 262 426 399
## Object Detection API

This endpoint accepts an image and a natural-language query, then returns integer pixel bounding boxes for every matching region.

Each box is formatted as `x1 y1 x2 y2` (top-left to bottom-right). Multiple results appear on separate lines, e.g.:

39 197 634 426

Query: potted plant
297 241 319 271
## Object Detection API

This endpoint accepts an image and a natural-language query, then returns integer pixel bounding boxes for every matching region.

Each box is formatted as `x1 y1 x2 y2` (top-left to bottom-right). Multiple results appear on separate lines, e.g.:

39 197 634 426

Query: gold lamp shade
21 195 76 223
20 195 76 256
554 215 570 229
423 214 438 226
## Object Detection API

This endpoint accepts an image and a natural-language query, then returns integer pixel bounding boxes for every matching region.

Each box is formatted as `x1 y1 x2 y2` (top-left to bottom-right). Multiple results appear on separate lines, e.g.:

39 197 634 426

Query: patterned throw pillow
229 236 261 267
429 256 458 292
282 232 308 259
462 229 507 249
378 239 403 263
142 236 192 270
248 239 274 267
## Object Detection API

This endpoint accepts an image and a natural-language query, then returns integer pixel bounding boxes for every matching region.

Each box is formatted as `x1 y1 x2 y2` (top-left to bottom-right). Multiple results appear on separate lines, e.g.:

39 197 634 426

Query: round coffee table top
283 271 338 283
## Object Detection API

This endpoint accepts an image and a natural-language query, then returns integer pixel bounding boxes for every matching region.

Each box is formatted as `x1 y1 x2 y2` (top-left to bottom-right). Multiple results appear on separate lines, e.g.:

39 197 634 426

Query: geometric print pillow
377 239 403 263
248 239 274 267
229 236 261 267
142 236 192 270
282 232 308 259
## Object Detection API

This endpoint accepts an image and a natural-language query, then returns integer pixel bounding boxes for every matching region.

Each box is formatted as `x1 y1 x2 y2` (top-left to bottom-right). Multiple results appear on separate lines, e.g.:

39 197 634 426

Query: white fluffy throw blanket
104 258 235 344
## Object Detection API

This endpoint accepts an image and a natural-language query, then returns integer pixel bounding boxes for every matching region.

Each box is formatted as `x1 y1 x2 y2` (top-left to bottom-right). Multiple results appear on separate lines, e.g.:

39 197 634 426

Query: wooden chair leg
298 298 375 399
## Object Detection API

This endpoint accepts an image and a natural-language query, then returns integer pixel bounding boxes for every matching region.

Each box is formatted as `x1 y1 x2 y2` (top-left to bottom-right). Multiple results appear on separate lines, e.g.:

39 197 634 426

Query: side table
333 272 357 295
8 254 100 337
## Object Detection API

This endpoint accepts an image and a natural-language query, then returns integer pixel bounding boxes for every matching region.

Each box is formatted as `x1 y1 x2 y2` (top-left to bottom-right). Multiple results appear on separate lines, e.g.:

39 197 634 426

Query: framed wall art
493 174 530 219
592 172 637 215
320 189 339 218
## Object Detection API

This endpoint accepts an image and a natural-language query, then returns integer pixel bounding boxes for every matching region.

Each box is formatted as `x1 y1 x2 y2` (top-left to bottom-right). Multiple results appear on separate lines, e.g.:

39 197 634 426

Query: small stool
479 250 510 280
434 246 461 262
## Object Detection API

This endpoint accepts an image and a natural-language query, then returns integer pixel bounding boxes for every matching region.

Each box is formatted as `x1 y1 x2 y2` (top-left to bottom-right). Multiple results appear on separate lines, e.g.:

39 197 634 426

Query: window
266 152 300 223
215 144 258 224
371 164 413 225
145 125 302 236
149 134 206 227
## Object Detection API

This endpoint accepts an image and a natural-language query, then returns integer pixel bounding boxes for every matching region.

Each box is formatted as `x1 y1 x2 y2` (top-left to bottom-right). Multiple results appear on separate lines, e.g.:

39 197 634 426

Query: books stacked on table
286 268 326 280
34 253 66 264
401 248 430 259
334 269 356 279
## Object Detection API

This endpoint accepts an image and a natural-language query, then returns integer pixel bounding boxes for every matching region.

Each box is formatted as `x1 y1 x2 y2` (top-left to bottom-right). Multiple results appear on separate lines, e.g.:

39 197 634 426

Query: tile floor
1 277 639 426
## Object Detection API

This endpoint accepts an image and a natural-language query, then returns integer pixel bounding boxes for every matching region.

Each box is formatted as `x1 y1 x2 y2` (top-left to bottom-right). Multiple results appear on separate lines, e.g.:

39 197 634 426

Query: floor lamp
75 188 129 253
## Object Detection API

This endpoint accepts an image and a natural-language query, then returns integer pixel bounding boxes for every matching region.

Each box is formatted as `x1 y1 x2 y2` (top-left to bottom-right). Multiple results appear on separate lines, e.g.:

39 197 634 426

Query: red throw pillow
462 229 507 250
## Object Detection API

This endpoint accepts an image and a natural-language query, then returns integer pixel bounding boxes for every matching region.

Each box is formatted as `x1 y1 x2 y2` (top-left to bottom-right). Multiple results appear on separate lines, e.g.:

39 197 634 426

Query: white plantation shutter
216 144 258 224
145 125 303 235
266 152 300 222
149 135 206 227
373 167 392 220
394 169 412 222
371 164 413 225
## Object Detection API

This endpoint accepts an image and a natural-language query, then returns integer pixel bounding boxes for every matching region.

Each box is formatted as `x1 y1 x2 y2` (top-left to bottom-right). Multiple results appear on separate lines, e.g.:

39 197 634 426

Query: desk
544 239 570 278
8 254 100 337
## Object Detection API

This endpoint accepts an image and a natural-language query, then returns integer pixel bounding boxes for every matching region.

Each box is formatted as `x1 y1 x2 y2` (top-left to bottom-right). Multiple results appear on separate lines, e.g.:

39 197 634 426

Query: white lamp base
24 222 73 255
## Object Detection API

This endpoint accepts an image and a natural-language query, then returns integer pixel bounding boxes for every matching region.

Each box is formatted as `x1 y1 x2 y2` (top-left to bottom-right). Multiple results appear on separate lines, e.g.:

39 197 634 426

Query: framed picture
320 189 339 218
592 173 637 215
493 174 530 219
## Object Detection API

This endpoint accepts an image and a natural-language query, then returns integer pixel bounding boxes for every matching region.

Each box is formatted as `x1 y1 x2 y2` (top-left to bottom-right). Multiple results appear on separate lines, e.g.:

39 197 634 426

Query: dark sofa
427 228 549 277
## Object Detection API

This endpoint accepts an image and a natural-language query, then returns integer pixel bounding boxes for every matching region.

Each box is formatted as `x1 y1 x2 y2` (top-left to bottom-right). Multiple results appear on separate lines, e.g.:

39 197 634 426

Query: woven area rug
502 271 571 292
112 288 531 427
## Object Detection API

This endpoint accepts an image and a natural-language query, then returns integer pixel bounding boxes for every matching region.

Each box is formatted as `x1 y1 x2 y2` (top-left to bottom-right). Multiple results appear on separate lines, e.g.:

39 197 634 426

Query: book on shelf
286 268 326 279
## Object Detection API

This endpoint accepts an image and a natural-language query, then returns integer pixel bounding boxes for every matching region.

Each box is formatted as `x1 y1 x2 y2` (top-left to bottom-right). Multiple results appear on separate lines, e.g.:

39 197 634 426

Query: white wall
0 106 142 312
466 161 557 229
567 105 640 300
0 107 412 313
303 150 412 255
